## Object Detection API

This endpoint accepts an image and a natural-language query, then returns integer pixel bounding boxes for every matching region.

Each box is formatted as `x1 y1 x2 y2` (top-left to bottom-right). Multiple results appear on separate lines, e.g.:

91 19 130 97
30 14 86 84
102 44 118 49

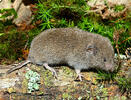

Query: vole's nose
105 63 114 72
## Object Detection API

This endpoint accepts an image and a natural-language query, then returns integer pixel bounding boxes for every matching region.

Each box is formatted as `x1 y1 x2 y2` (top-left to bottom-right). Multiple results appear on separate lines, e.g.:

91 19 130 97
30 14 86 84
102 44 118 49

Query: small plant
97 69 131 93
0 30 27 60
56 18 68 27
62 92 72 99
78 17 114 40
0 8 17 35
116 77 131 93
34 1 54 30
114 5 125 12
97 70 117 82
0 8 17 19
34 0 87 30
25 69 40 93
0 21 4 33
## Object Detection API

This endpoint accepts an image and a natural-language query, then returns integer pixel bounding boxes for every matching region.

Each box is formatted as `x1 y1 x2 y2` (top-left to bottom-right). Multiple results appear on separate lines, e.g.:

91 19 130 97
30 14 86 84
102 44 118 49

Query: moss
62 67 75 77
43 70 54 87
22 78 28 93
116 77 131 92
62 92 72 99
0 26 41 63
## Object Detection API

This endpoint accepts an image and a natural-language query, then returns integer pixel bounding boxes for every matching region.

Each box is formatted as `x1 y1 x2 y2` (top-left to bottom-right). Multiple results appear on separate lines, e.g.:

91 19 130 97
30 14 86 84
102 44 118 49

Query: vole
7 28 115 81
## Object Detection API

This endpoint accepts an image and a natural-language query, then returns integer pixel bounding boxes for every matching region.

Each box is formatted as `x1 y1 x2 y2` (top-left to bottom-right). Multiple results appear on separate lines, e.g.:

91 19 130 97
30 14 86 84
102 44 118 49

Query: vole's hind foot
75 69 83 81
43 63 58 79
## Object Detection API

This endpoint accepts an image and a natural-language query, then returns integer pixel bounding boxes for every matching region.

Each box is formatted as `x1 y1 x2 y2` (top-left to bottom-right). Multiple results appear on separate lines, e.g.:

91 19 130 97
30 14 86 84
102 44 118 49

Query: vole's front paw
43 63 58 79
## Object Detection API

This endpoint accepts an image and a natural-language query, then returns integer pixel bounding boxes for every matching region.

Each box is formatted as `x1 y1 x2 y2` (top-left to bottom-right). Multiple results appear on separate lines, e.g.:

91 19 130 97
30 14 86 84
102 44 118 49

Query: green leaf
0 33 4 36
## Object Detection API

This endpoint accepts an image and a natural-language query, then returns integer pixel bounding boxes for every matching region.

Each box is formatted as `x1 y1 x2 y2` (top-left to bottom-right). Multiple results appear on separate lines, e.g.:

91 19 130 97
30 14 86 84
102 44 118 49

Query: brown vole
7 28 115 81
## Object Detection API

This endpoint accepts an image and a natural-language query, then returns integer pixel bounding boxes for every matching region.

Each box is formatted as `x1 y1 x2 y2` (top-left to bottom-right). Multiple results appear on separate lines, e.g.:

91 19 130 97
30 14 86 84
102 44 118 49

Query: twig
113 29 122 71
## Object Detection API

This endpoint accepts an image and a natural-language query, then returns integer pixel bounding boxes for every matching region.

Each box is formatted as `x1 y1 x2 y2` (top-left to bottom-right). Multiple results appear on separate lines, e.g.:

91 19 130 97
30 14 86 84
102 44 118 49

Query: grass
97 68 131 94
97 70 117 82
116 77 131 93
114 5 125 12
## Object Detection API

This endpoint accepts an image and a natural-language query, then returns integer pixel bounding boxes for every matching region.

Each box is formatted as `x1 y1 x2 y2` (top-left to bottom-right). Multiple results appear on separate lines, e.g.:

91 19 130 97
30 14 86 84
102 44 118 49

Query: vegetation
0 0 130 96
0 0 130 61
33 0 130 53
114 4 125 12
25 69 40 93
97 70 117 82
0 8 17 19
97 70 131 93
116 77 131 93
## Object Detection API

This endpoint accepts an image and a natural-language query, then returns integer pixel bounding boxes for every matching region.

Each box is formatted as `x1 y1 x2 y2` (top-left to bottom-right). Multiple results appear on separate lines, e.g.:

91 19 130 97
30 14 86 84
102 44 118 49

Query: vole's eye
104 58 106 62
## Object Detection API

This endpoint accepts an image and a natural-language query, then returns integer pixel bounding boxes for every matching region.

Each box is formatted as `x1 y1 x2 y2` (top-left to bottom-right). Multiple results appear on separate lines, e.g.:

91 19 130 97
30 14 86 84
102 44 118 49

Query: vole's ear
86 44 98 56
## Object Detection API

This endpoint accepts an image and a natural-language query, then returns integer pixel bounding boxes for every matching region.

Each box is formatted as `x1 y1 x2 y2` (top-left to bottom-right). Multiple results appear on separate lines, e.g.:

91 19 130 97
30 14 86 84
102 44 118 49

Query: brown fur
28 28 115 71
7 28 115 74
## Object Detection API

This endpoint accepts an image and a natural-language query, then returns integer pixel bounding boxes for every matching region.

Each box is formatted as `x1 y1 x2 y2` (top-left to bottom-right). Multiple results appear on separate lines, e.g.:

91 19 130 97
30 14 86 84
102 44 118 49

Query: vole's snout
105 63 114 72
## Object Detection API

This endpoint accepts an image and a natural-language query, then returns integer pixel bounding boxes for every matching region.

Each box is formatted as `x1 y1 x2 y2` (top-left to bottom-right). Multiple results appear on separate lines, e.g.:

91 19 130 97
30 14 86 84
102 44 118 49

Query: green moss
114 5 125 12
96 69 117 82
62 67 75 77
116 77 131 92
0 29 27 60
0 25 41 62
0 8 17 19
43 70 54 86
22 78 28 93
62 92 72 99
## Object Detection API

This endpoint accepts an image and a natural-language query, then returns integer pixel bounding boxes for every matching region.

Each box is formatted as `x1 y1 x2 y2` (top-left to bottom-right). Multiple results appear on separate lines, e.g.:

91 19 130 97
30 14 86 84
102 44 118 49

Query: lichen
25 69 40 93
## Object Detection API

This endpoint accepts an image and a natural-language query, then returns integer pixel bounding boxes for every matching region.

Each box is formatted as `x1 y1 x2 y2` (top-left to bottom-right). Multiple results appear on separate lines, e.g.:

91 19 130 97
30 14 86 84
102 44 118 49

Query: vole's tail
6 60 31 74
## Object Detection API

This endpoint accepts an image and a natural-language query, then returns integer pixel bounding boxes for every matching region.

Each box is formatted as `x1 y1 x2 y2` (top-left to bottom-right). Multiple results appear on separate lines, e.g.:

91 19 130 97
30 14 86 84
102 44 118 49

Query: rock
0 0 32 26
12 0 32 26
0 0 12 9
0 78 19 89
0 0 12 20
0 65 19 90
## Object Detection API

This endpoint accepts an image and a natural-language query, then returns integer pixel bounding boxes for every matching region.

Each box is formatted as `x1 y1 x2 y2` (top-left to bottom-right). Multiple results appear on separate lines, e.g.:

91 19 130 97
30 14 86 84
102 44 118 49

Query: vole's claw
52 71 58 79
75 69 83 81
75 74 83 81
78 75 83 81
43 63 58 79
